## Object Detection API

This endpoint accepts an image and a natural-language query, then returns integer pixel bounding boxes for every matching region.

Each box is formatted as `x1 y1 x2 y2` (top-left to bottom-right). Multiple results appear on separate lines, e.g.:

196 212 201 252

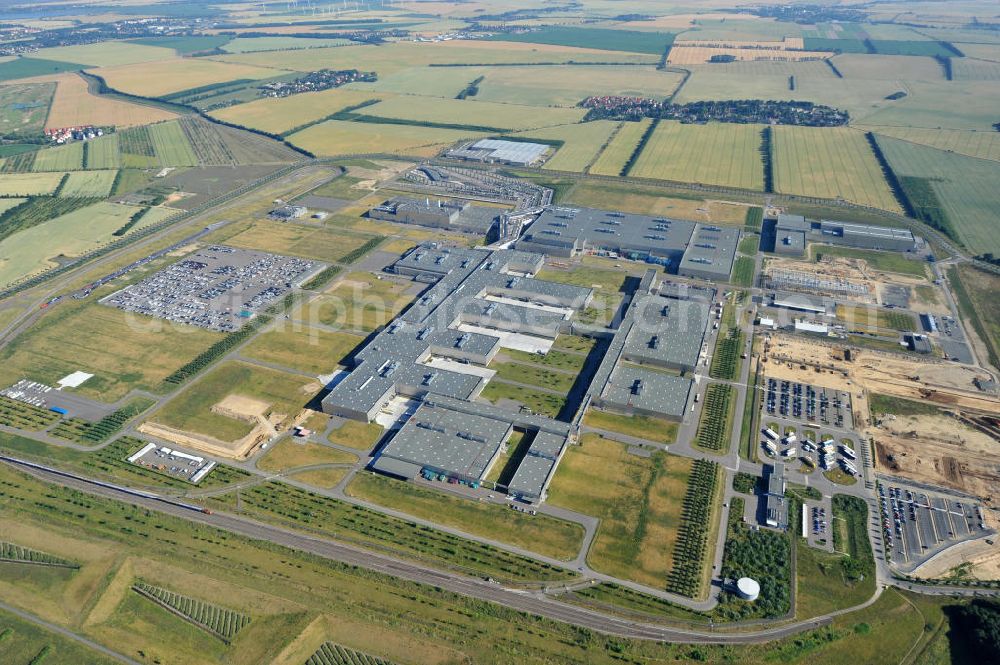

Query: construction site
758 332 1000 510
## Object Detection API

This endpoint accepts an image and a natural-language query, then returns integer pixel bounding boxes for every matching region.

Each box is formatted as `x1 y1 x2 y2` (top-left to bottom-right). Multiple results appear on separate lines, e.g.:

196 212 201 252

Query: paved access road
5 456 863 645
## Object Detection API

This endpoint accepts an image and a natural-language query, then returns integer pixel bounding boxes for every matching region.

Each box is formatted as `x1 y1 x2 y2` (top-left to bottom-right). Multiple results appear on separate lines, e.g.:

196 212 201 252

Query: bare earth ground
762 334 1000 503
872 413 1000 502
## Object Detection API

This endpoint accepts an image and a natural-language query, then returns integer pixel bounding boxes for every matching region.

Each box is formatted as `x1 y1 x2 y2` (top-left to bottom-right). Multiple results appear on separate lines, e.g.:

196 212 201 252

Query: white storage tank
736 577 760 602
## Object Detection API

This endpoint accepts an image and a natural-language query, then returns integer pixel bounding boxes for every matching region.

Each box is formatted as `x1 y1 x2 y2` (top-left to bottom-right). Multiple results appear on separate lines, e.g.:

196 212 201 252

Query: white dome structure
735 577 760 602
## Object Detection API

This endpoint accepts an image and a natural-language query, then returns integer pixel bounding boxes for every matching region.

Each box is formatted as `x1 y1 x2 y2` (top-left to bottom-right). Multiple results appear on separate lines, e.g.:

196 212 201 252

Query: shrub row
133 581 250 642
695 384 734 451
665 459 719 597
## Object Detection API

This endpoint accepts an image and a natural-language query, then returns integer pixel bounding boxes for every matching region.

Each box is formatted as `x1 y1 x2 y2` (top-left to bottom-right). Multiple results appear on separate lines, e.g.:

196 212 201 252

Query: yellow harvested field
473 65 684 107
95 58 282 98
630 121 764 190
210 40 656 76
589 118 651 176
859 126 1000 162
668 45 830 65
362 96 586 130
0 172 65 196
211 88 382 135
41 73 176 129
773 126 902 211
513 120 619 172
30 41 176 67
288 119 481 157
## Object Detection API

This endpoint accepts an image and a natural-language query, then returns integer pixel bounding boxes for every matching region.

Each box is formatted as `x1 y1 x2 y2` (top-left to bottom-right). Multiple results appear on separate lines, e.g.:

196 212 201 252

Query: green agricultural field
84 134 121 169
858 80 1000 130
548 435 695 588
630 121 764 190
773 126 901 211
589 119 652 176
812 245 928 278
148 121 199 167
0 82 54 136
350 66 481 98
951 57 1000 81
951 266 1000 368
487 27 674 55
472 65 684 108
877 135 1000 254
359 96 587 131
59 170 118 197
830 53 944 81
347 472 584 561
31 142 83 171
289 119 479 157
0 201 158 288
131 35 232 55
0 297 221 401
513 120 619 172
241 327 363 375
0 57 86 82
152 361 315 442
859 125 1000 162
31 41 176 67
222 37 353 54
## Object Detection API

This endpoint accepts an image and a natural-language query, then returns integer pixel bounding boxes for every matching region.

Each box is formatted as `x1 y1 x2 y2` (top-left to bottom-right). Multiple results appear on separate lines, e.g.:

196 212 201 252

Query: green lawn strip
813 245 928 279
485 429 532 486
582 409 677 445
868 393 942 418
479 381 566 419
730 256 756 287
204 480 575 583
490 360 576 394
346 472 584 561
501 348 587 373
567 582 709 624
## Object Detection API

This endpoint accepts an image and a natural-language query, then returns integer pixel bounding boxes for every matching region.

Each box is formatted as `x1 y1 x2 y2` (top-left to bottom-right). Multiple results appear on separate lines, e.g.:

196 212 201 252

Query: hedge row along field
665 458 720 598
163 314 272 386
695 384 734 452
0 541 78 568
0 395 59 431
132 581 251 643
206 480 574 582
306 642 397 665
710 318 744 380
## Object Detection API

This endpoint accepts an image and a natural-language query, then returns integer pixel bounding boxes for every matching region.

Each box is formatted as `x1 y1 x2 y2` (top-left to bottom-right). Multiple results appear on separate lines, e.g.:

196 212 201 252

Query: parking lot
0 379 115 420
763 377 853 429
127 441 216 484
879 481 990 569
803 497 834 552
101 246 321 331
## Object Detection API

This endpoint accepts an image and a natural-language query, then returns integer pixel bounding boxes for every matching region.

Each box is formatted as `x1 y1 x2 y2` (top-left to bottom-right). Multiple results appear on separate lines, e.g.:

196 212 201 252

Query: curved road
5 456 881 645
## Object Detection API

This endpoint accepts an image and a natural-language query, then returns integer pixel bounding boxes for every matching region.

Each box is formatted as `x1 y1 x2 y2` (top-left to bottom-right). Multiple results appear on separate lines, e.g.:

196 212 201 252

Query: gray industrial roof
600 364 692 418
677 224 740 279
624 296 710 369
506 430 566 500
322 243 592 419
472 139 549 164
767 461 785 496
518 206 695 259
377 401 512 479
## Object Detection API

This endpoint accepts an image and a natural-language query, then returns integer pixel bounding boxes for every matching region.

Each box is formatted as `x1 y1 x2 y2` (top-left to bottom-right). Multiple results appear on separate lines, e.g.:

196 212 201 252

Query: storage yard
101 246 321 331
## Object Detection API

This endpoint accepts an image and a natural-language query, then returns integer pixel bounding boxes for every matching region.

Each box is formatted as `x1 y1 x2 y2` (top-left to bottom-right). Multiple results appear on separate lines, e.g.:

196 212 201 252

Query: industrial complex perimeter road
3 456 886 646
